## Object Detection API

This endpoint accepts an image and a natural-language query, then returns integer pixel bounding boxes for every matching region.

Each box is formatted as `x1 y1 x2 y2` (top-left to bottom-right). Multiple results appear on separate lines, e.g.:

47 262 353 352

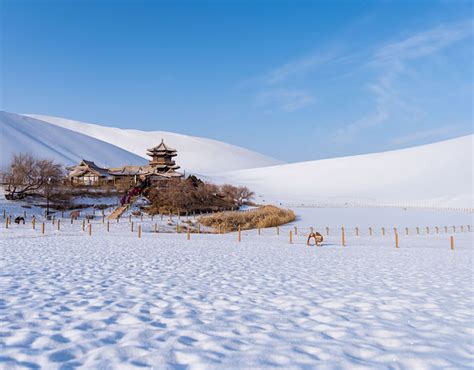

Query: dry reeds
198 205 296 233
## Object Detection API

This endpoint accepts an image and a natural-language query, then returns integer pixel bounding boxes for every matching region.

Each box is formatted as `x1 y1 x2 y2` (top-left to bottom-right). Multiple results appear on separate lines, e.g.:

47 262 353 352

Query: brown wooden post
289 230 293 244
57 219 60 231
382 227 385 236
341 227 345 246
32 217 36 230
395 233 399 248
102 215 105 224
369 227 373 236
129 215 132 223
187 226 190 240
88 223 92 236
416 227 419 235
131 222 134 232
450 236 454 250
5 217 8 229
294 226 297 235
356 227 359 236
176 223 179 233
82 219 85 232
138 224 141 239
393 227 397 235
24 210 27 219
107 221 110 232
238 225 241 242
41 222 45 234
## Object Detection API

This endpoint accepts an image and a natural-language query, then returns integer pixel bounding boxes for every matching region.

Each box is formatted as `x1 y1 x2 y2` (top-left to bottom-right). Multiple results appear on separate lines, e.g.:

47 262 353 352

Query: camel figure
307 232 323 246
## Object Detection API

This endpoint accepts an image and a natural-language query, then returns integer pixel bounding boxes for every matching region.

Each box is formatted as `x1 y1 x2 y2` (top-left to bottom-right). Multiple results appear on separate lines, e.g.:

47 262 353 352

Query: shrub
198 205 296 232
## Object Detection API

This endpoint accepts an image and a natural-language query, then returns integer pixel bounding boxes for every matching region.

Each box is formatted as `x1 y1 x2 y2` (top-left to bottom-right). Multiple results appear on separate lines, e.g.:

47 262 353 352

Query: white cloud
256 88 314 112
335 18 473 142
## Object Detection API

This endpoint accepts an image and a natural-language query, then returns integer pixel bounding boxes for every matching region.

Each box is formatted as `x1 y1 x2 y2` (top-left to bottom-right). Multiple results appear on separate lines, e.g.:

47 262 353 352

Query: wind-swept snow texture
213 135 474 208
26 114 284 174
0 112 146 169
0 224 472 369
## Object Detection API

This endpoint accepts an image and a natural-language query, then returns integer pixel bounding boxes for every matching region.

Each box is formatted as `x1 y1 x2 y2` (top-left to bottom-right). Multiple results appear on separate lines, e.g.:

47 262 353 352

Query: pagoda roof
147 139 177 153
67 159 110 178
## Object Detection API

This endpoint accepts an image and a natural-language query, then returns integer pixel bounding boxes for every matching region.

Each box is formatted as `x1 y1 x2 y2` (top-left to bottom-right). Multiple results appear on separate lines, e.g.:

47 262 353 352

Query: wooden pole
416 227 419 235
138 224 141 238
41 222 45 234
395 233 399 248
238 225 241 242
393 227 397 235
355 227 359 236
131 222 134 232
2 209 5 219
82 220 85 232
57 219 60 231
32 217 35 230
341 227 345 246
289 230 293 244
382 227 385 236
176 223 179 233
369 227 373 236
102 215 105 224
276 226 279 235
450 236 454 250
294 226 297 235
187 226 190 240
129 215 132 223
107 221 110 232
5 217 8 229
88 223 92 236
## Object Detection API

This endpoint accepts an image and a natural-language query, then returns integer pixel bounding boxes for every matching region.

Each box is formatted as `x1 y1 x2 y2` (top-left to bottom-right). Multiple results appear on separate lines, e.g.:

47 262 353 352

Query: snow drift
212 135 473 208
0 112 146 169
25 114 284 174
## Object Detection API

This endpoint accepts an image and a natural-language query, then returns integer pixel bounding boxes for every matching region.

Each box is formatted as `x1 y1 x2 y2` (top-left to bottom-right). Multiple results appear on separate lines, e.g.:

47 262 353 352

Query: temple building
67 140 183 187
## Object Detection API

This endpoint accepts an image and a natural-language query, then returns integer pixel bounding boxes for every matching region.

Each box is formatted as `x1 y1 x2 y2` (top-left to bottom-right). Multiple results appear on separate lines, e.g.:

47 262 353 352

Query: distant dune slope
1 112 146 169
211 135 473 208
26 114 284 174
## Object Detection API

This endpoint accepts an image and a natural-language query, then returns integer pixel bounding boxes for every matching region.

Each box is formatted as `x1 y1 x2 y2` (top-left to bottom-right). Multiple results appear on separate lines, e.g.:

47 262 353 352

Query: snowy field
1 212 473 369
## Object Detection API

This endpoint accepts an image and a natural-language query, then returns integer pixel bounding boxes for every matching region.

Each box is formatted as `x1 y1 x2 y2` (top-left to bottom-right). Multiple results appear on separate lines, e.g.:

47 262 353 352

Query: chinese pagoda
147 139 181 172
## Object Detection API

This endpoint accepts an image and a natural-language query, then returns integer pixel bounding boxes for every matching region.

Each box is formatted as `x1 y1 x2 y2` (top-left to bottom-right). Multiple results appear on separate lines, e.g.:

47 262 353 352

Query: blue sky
1 0 472 162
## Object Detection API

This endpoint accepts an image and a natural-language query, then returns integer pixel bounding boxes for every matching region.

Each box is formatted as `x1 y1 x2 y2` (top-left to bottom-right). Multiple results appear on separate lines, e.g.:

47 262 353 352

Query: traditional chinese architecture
66 160 113 186
66 140 183 187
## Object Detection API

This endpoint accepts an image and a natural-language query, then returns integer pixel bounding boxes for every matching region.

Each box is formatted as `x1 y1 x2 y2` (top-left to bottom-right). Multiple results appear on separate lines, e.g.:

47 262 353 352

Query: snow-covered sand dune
25 114 284 174
1 223 472 369
0 112 146 169
212 135 474 208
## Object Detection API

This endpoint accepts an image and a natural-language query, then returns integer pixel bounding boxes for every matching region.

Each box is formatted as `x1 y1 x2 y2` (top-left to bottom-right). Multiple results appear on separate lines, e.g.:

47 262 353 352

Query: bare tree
1 153 63 200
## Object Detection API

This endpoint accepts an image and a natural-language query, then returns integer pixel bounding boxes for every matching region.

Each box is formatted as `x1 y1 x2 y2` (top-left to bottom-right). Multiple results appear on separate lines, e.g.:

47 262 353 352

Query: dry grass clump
198 205 295 233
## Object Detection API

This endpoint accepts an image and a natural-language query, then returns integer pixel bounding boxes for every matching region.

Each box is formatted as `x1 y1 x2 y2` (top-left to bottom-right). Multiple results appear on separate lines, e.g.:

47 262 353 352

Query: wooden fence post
395 233 399 248
187 226 190 240
450 236 454 250
369 227 373 236
129 215 132 223
82 220 85 232
32 217 36 230
277 226 279 235
176 223 179 233
382 227 385 236
41 222 45 234
102 215 105 224
131 222 134 232
294 226 297 235
393 227 397 235
88 223 92 236
238 225 241 242
107 221 110 232
57 219 60 231
355 227 359 236
341 227 345 246
289 230 293 244
5 217 9 229
138 225 141 239
416 227 419 235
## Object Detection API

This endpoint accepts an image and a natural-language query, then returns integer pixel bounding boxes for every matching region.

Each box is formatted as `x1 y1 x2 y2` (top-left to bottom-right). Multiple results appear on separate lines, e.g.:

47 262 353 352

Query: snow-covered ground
1 216 472 369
